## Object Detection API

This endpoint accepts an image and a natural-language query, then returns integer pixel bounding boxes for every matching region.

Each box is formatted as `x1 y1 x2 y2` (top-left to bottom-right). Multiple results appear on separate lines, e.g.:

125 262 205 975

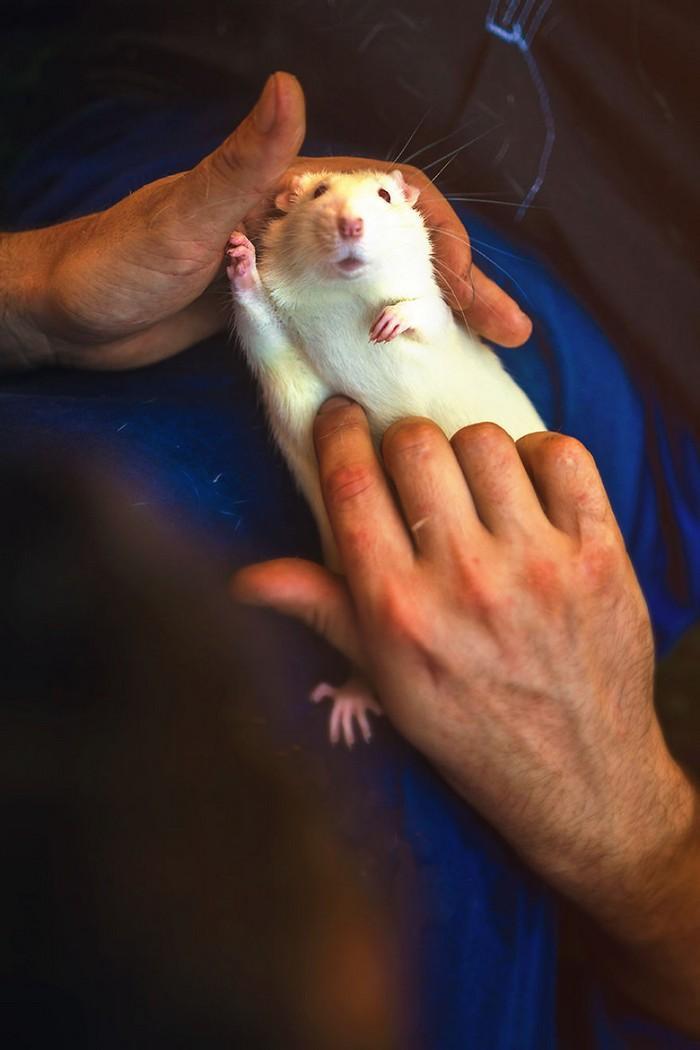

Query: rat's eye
378 188 391 203
313 184 328 199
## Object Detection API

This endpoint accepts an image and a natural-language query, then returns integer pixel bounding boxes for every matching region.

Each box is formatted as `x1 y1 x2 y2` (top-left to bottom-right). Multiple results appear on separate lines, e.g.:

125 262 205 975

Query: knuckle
514 430 542 456
323 463 376 507
211 136 248 181
453 421 511 456
576 536 621 588
452 551 503 616
519 553 565 603
371 582 423 643
538 433 593 473
384 417 442 461
315 401 368 443
205 135 268 199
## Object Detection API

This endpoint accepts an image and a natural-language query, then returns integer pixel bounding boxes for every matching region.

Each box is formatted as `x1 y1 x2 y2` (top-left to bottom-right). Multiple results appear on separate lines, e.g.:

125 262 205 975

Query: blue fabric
2 99 699 1048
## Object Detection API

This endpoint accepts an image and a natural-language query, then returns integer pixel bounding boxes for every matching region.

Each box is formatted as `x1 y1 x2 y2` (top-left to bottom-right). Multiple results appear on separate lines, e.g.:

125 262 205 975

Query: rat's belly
310 329 544 443
311 333 438 411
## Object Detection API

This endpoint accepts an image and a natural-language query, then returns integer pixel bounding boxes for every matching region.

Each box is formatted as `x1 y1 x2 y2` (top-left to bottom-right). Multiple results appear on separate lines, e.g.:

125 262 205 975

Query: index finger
314 398 414 592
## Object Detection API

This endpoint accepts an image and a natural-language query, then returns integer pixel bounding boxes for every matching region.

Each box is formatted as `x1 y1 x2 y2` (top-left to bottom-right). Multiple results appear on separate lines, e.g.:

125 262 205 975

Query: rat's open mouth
335 256 366 275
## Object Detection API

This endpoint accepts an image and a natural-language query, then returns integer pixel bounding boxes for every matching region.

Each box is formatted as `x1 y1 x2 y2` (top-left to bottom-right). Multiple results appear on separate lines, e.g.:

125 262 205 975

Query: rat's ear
388 169 420 207
274 175 304 212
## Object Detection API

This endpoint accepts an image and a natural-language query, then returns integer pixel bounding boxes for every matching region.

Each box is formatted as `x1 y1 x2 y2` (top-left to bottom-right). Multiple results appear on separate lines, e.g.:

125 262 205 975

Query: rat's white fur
229 169 545 565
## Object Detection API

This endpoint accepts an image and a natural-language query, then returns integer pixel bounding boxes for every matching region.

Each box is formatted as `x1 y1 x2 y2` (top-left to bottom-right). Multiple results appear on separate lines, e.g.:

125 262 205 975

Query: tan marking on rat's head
269 169 433 284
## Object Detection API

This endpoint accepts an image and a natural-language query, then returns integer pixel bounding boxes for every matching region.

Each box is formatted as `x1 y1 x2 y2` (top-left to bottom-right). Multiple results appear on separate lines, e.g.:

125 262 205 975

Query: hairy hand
20 73 305 369
233 398 696 937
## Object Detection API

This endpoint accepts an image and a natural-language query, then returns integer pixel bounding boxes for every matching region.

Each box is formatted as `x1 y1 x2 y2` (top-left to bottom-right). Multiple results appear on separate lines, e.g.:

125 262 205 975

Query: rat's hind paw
310 675 382 747
226 231 259 293
369 304 414 343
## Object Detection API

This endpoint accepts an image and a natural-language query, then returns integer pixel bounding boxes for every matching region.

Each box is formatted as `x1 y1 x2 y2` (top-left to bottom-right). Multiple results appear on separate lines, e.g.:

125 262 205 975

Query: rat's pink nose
338 215 364 239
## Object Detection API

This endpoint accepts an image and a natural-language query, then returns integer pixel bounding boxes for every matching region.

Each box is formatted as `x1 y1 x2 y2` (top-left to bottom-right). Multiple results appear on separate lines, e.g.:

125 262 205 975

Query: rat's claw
329 698 345 746
370 305 413 343
226 231 259 293
309 676 382 748
357 707 373 744
310 681 334 705
342 702 357 748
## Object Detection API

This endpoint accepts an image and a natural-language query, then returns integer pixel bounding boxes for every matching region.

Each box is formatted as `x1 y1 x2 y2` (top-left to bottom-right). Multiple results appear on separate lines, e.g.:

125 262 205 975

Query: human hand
245 156 532 348
3 73 305 370
233 399 697 939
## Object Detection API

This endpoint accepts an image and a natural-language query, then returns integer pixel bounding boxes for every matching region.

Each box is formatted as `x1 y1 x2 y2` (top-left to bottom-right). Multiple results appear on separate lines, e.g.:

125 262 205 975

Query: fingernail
318 395 354 414
253 73 278 134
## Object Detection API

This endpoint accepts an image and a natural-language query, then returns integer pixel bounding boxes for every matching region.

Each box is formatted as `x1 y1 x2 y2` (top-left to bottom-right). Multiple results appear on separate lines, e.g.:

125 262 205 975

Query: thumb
231 558 367 669
174 71 306 240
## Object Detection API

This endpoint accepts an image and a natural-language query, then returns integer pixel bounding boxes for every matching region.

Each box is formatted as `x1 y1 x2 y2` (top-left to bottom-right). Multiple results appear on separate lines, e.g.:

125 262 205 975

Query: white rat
226 168 545 746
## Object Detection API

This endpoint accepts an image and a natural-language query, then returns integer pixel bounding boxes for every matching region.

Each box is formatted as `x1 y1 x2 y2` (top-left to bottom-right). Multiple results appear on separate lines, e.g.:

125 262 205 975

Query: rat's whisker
431 255 503 322
469 237 529 263
428 151 468 187
433 257 506 322
446 195 546 210
425 225 525 267
390 107 433 165
431 257 473 337
445 190 522 197
469 245 531 305
422 224 471 246
427 223 531 303
422 124 504 174
400 115 483 167
433 254 528 335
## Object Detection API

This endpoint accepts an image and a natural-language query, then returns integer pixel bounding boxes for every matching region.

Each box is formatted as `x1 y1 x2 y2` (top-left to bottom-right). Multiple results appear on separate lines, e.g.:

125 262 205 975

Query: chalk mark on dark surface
485 0 556 220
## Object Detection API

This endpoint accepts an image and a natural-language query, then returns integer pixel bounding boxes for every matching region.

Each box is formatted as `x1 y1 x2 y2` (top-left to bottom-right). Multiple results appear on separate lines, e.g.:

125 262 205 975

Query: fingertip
317 394 355 415
458 267 534 348
230 558 297 605
269 70 306 147
496 305 533 348
229 563 265 604
274 70 303 103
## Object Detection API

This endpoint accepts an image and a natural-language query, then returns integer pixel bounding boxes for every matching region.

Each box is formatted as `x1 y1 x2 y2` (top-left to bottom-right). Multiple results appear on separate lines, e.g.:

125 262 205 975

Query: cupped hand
232 398 695 933
31 73 305 369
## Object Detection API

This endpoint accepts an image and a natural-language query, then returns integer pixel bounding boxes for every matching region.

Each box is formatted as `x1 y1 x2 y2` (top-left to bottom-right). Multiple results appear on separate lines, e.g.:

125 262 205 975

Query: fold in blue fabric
2 99 699 1048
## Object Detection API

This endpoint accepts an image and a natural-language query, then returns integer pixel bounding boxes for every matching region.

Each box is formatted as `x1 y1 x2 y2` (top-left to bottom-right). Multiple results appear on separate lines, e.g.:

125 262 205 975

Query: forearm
0 230 54 370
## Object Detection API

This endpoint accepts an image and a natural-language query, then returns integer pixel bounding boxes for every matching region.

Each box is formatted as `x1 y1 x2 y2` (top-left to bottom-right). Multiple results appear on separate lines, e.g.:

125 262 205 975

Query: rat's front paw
310 675 383 748
226 231 260 294
370 304 414 343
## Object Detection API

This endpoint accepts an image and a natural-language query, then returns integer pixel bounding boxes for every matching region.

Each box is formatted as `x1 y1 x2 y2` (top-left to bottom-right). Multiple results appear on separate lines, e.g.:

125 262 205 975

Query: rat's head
269 169 433 286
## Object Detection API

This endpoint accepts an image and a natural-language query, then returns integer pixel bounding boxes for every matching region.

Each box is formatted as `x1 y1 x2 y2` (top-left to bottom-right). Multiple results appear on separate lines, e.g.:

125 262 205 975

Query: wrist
582 768 700 1035
621 766 700 944
572 753 700 946
0 231 55 369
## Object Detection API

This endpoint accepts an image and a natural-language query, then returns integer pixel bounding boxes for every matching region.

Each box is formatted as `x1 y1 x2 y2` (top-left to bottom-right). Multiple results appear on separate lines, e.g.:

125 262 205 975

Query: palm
44 175 231 368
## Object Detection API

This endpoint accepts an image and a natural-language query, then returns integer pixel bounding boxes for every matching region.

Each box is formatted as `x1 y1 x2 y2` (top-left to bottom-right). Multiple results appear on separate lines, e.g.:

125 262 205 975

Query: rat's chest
280 311 453 442
289 306 422 403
